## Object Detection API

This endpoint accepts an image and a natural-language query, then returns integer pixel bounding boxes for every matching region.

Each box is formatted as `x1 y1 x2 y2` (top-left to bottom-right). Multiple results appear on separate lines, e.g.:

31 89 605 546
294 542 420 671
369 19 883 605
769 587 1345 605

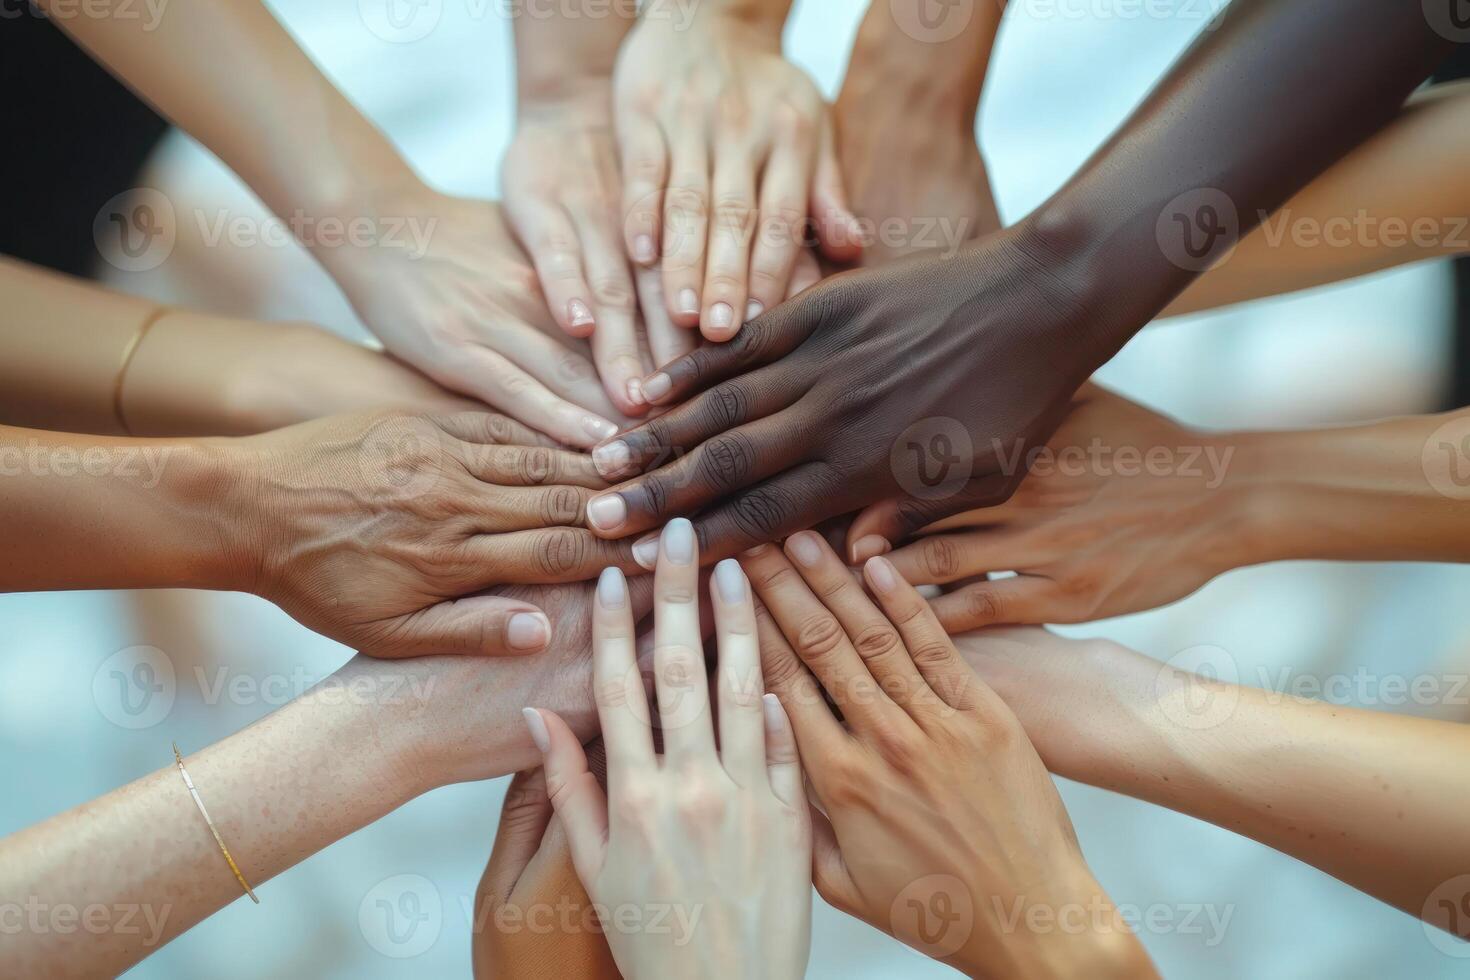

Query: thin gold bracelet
172 742 260 904
113 307 169 437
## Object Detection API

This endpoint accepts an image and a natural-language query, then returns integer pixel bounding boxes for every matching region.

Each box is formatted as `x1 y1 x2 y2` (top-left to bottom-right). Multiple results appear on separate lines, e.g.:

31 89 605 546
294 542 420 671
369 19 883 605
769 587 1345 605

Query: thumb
367 596 553 658
479 769 553 907
846 472 1017 564
809 114 863 263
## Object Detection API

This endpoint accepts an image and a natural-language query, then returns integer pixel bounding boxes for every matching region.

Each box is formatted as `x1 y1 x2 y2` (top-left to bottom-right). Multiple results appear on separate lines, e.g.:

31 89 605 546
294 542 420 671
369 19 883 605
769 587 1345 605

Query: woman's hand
231 411 647 658
525 519 812 979
314 189 629 447
740 534 1157 979
613 6 861 342
583 222 1102 563
854 384 1253 628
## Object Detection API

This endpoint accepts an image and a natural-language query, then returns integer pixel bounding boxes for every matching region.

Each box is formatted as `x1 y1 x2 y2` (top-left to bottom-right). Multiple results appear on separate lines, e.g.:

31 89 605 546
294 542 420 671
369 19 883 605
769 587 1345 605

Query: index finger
592 567 656 776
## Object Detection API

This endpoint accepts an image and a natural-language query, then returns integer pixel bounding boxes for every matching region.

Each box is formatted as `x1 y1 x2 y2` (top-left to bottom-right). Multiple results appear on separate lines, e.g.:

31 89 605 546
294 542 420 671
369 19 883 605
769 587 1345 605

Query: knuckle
909 639 956 673
760 647 807 690
873 726 925 770
701 382 752 431
540 486 586 526
675 781 728 824
961 587 1005 626
793 614 845 662
516 447 556 484
665 186 709 221
921 537 962 580
696 432 756 495
852 625 902 662
534 528 593 578
589 276 635 311
595 676 632 710
728 482 797 542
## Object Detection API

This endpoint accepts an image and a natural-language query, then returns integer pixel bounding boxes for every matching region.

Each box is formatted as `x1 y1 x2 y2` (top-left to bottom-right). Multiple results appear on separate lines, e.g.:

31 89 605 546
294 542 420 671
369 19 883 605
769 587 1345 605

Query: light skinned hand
740 532 1158 979
232 411 646 658
852 384 1247 628
524 519 812 980
613 8 861 342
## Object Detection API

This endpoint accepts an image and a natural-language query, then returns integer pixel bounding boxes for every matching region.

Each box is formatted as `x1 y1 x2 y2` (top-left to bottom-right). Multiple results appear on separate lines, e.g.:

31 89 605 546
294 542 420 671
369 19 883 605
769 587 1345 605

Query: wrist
155 437 266 592
843 6 988 130
697 0 792 36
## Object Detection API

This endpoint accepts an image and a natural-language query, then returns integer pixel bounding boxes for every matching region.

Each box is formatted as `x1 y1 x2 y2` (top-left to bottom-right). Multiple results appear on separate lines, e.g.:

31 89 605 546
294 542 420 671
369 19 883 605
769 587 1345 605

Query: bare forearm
512 0 635 103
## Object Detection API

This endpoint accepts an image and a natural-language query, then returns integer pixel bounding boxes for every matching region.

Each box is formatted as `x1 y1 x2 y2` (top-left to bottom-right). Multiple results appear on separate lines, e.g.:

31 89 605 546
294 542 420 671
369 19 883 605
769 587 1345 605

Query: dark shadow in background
1434 44 1470 410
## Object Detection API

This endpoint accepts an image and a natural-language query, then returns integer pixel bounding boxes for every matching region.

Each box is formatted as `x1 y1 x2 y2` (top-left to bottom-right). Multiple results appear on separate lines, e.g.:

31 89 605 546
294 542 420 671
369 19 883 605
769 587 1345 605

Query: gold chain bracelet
172 742 260 904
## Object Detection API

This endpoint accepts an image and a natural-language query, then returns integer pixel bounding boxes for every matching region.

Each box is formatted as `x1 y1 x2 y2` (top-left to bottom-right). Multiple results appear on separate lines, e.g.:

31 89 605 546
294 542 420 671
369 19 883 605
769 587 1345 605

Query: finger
573 212 647 416
884 526 1049 586
652 518 716 764
842 473 1020 562
617 109 668 268
785 247 822 300
746 135 811 317
742 540 908 733
523 707 609 884
480 769 553 904
700 138 759 342
454 441 607 489
928 575 1063 631
810 805 859 915
635 291 817 407
463 527 647 583
510 200 597 338
711 558 766 787
845 495 1016 562
661 111 711 330
688 462 853 564
864 556 984 713
748 587 848 761
782 531 929 707
761 692 803 806
369 595 551 658
809 114 863 263
432 411 553 450
457 483 595 534
635 263 699 370
589 407 807 546
454 345 617 449
592 567 656 777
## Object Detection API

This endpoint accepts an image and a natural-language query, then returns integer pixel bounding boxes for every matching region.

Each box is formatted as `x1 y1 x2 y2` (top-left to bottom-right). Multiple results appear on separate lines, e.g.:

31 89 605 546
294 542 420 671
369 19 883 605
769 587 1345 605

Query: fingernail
762 692 784 728
641 372 672 401
865 556 898 595
634 234 656 264
745 300 764 321
664 517 694 565
522 707 550 752
586 494 628 531
583 416 618 441
678 288 699 315
850 534 892 564
786 531 823 567
508 612 550 651
592 440 631 477
714 558 747 603
632 531 660 569
597 566 627 609
568 299 594 329
626 378 645 406
708 302 734 330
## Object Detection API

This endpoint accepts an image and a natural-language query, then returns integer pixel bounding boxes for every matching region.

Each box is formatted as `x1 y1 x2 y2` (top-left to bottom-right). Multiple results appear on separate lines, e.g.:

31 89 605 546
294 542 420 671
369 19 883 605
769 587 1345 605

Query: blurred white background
3 1 1468 977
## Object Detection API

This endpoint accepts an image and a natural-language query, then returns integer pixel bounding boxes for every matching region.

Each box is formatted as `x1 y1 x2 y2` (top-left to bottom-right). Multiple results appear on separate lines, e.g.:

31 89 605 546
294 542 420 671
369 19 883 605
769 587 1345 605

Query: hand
524 519 812 979
859 384 1252 628
314 188 629 446
473 767 620 979
229 411 647 658
583 221 1099 564
741 533 1157 979
614 7 861 342
503 82 697 412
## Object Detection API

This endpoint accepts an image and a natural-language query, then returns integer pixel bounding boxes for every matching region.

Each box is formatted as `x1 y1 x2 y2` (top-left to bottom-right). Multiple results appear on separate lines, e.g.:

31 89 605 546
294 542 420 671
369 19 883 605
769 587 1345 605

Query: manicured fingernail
568 299 594 329
663 517 695 565
583 416 618 441
762 692 784 728
786 531 823 567
745 300 763 321
850 534 892 564
865 556 898 594
522 707 550 752
634 234 656 264
508 612 550 651
708 302 734 331
626 379 645 406
632 531 660 569
642 372 672 401
678 288 699 315
592 440 631 477
586 494 627 531
714 558 747 603
597 566 627 609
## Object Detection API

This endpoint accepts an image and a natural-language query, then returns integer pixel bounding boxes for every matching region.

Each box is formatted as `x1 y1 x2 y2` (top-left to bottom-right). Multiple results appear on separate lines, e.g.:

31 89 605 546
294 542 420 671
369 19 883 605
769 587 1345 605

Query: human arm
583 0 1452 561
1 412 645 655
0 579 650 979
740 533 1156 978
953 627 1470 940
863 384 1470 629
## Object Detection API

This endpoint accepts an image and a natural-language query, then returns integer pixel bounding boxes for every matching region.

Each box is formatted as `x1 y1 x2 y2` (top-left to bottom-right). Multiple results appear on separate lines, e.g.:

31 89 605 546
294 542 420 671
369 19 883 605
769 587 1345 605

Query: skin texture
584 0 1452 559
0 578 653 980
954 627 1470 940
1 412 645 657
528 521 813 980
859 385 1470 630
613 0 861 342
45 0 622 445
740 534 1157 979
